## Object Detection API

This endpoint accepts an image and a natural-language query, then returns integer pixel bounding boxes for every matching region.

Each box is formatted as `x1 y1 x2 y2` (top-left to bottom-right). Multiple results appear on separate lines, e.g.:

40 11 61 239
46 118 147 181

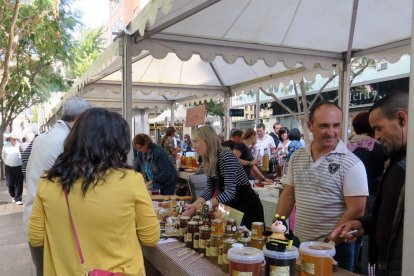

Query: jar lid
224 237 237 244
299 241 335 257
211 233 224 238
188 221 198 226
232 243 244 249
180 216 191 220
228 247 264 264
263 246 299 259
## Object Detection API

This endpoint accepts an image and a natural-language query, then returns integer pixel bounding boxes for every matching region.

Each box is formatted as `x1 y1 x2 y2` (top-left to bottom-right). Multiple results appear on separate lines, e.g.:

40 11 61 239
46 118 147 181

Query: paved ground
0 179 35 275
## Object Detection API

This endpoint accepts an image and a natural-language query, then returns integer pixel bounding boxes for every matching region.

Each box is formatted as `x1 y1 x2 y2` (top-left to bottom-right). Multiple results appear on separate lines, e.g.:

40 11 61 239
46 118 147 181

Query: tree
0 0 80 152
204 99 225 132
68 27 106 78
260 58 376 144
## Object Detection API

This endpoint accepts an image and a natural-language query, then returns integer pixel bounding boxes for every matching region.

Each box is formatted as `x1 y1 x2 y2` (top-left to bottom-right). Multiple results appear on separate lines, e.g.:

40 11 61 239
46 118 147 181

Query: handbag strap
64 189 85 266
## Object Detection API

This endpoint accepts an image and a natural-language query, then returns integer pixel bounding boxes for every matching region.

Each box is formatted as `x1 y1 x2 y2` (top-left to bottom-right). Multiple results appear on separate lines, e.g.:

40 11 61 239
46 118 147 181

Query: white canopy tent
62 1 414 271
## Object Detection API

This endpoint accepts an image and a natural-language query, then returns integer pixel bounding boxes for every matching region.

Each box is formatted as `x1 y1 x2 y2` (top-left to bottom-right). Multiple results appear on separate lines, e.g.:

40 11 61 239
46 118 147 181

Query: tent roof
63 0 412 112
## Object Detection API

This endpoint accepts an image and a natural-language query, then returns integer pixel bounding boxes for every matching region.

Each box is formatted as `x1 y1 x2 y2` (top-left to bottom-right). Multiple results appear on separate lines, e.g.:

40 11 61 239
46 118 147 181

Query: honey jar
225 218 237 235
222 237 237 272
179 216 190 242
251 222 265 239
199 225 211 254
186 221 199 248
210 234 224 265
211 219 224 235
248 237 267 250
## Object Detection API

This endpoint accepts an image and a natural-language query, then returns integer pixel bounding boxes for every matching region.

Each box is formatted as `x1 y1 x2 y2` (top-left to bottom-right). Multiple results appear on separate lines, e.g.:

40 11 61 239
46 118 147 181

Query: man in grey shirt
23 96 91 276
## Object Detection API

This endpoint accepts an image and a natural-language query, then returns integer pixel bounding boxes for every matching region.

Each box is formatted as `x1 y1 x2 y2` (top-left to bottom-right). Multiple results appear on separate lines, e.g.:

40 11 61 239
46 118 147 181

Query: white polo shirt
285 140 368 242
252 134 276 159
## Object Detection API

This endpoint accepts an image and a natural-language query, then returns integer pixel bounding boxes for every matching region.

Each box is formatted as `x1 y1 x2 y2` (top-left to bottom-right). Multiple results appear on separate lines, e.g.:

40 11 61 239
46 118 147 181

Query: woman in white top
276 127 290 159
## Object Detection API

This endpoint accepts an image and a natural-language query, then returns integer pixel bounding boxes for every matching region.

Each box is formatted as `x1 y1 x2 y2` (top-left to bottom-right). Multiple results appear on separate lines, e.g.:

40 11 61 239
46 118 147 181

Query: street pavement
0 179 35 275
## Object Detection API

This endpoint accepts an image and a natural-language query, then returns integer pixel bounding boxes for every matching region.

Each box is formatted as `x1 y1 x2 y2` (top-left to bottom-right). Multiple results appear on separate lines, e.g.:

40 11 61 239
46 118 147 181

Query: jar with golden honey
218 245 224 266
251 221 265 239
225 218 237 235
179 216 190 242
222 237 237 272
193 232 200 251
181 155 186 167
249 237 267 250
211 219 224 235
210 234 224 265
205 239 211 259
199 225 211 254
186 221 199 248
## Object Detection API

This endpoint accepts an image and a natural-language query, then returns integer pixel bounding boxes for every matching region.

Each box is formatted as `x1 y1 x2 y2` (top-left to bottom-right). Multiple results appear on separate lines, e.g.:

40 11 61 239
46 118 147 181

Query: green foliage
0 0 81 147
205 99 225 117
69 27 106 77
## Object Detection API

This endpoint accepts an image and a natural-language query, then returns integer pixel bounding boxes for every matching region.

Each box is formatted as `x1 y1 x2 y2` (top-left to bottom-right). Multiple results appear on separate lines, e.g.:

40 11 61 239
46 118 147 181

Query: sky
73 0 109 29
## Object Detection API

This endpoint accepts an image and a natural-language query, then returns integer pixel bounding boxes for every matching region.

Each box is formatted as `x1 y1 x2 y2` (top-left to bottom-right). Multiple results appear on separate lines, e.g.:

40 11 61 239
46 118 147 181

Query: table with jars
144 200 359 276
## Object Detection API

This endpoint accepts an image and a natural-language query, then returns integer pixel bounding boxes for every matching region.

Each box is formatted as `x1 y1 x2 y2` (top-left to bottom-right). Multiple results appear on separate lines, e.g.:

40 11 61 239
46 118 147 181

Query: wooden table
142 240 360 275
151 195 193 202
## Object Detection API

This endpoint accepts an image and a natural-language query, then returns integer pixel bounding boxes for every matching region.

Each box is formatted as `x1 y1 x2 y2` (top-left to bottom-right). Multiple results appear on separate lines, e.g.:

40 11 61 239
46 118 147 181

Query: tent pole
402 3 414 273
340 0 359 142
339 60 351 142
255 89 260 126
121 34 133 164
224 87 232 139
171 101 176 126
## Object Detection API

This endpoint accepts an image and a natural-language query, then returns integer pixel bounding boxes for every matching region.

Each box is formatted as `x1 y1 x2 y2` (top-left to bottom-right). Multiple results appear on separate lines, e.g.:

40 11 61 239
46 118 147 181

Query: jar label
233 271 253 276
218 254 223 265
252 229 257 235
301 261 315 275
206 247 211 257
269 265 290 276
223 253 228 264
210 246 218 256
199 239 206 248
179 228 184 237
186 233 192 242
194 240 199 249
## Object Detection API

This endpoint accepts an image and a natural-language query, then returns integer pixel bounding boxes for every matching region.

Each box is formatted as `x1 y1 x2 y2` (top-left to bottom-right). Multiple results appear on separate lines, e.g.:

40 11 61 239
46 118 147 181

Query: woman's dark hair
46 108 132 194
133 133 153 146
278 127 289 141
161 126 175 148
288 128 301 141
352 112 373 136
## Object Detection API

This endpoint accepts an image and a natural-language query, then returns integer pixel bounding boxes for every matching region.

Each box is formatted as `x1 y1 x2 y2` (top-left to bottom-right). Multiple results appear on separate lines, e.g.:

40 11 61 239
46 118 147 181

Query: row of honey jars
211 218 238 236
180 155 198 168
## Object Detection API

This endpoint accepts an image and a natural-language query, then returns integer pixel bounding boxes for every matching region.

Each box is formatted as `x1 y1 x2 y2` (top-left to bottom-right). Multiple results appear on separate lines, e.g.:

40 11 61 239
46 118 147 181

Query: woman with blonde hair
183 125 264 229
233 128 273 183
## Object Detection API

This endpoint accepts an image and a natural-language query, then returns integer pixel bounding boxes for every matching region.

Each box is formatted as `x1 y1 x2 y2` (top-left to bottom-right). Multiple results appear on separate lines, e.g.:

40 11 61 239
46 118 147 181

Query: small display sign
229 108 244 117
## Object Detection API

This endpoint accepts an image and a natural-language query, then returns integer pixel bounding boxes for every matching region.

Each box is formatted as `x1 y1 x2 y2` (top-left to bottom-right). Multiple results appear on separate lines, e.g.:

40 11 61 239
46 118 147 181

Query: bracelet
248 161 252 166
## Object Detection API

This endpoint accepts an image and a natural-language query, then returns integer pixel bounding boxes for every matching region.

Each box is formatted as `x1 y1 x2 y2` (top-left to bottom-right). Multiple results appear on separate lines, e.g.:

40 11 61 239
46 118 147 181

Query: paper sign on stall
228 207 244 226
185 105 205 127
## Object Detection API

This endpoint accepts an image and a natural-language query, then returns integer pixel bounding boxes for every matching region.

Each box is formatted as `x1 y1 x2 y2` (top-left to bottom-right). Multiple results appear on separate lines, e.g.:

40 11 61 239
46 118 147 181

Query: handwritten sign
185 105 206 127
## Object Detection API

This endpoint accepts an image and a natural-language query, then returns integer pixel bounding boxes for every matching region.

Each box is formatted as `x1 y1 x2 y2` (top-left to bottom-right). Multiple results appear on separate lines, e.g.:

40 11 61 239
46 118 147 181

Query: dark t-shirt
222 140 236 150
233 142 253 177
375 152 405 261
269 132 280 147
352 142 389 195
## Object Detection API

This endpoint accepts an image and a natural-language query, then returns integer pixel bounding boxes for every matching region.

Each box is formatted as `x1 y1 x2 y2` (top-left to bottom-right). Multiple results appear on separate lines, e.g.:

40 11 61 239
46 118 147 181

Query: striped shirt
19 141 33 174
286 140 368 242
200 149 250 203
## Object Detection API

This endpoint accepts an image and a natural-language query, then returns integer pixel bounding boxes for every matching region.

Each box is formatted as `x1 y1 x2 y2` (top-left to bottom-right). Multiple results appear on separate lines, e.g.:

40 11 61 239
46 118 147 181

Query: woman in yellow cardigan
28 108 160 276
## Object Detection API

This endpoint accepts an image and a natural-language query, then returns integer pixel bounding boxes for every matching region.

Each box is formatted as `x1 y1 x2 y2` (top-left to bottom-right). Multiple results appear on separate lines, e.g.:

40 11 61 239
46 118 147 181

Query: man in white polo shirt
276 101 368 271
252 123 276 159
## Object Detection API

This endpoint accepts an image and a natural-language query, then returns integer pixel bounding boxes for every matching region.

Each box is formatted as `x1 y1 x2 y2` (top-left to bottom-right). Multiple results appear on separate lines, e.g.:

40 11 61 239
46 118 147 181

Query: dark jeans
335 241 356 271
5 165 23 201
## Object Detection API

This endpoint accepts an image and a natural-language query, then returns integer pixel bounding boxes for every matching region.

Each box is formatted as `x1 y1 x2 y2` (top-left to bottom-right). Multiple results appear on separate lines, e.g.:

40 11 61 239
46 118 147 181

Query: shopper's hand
329 220 364 244
183 203 197 217
145 180 153 188
252 159 259 166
